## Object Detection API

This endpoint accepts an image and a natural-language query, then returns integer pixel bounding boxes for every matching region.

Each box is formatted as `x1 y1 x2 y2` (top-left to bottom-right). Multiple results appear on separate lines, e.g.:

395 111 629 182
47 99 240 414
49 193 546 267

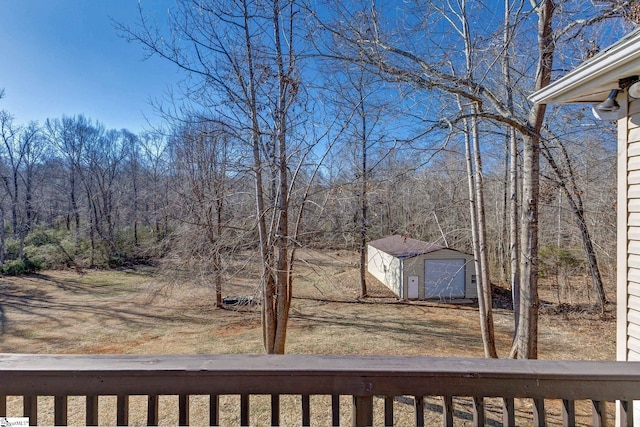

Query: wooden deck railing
0 353 639 426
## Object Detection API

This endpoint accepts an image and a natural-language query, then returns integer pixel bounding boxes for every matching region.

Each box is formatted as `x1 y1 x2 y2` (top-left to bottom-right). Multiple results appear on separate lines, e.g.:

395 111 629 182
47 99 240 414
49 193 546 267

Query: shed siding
402 249 477 299
626 96 640 363
367 245 403 298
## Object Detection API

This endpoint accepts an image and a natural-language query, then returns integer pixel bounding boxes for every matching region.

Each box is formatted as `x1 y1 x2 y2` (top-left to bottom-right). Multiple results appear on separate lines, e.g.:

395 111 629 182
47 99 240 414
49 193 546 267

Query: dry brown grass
0 249 617 425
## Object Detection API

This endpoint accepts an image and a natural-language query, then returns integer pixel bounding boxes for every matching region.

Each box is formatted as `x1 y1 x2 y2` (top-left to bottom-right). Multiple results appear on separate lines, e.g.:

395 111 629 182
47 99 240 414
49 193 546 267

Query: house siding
618 99 640 368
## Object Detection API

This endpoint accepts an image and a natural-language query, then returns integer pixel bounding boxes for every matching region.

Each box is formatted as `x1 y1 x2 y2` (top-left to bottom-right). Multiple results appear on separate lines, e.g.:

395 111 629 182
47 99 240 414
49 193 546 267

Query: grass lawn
0 249 617 425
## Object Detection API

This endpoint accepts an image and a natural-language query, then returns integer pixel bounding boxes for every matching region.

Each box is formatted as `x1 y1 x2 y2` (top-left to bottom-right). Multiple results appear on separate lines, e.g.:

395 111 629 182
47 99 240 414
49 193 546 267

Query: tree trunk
458 0 497 358
462 106 498 359
272 0 292 355
471 106 497 358
513 0 554 359
509 129 520 333
502 0 520 337
215 204 223 308
516 132 540 359
359 86 368 298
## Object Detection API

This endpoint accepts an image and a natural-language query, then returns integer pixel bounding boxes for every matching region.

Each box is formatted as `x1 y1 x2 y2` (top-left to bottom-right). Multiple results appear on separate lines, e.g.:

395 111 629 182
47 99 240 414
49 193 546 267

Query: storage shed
367 235 477 300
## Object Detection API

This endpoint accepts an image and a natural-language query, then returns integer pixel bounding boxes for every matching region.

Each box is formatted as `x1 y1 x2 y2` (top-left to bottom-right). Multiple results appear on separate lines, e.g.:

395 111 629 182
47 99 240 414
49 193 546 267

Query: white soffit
530 29 640 105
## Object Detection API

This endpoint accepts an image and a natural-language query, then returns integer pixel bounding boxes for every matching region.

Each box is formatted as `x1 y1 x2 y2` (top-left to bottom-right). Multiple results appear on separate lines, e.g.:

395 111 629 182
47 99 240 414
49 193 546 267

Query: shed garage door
424 259 465 298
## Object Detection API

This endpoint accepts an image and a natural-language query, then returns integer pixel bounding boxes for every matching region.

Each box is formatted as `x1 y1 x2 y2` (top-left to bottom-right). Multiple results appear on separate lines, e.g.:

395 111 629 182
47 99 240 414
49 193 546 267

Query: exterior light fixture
592 89 621 120
629 81 640 99
596 89 620 113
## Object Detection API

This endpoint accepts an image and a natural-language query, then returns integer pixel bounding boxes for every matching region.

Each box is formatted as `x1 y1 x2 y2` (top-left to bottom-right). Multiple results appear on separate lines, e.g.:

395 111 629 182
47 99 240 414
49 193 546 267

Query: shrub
24 244 67 269
2 257 43 275
26 231 57 247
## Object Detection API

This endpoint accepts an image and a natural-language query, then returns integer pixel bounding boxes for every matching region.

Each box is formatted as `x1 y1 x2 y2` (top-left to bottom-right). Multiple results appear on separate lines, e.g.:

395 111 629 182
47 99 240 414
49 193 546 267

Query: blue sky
0 1 180 133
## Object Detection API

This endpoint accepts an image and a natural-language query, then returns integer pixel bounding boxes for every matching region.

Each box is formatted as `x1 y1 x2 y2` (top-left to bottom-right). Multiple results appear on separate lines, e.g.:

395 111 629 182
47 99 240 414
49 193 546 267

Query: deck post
54 396 68 426
270 395 280 426
472 396 484 427
331 394 340 426
442 395 454 427
23 395 37 426
619 400 634 427
86 395 98 426
116 395 129 426
210 395 220 427
352 395 373 427
415 396 425 427
302 394 311 426
502 397 515 426
384 396 394 426
533 398 545 426
591 400 606 427
240 394 250 426
562 399 575 427
147 395 159 426
178 394 189 426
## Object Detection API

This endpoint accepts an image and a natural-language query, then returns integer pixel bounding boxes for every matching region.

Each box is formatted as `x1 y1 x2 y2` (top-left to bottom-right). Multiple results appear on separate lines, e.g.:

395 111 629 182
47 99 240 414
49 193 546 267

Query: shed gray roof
368 235 465 259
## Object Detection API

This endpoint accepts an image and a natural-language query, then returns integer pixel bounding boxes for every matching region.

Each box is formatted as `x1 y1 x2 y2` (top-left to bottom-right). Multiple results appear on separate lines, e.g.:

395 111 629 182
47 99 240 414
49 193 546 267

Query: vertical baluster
533 398 546 427
442 396 453 427
23 395 37 426
86 395 99 426
384 396 394 427
414 396 425 427
352 396 373 427
54 396 68 426
331 394 340 427
147 395 159 426
562 399 575 427
591 400 607 427
301 394 310 427
502 397 515 427
0 395 6 417
240 394 250 427
179 395 189 426
117 395 129 426
271 395 280 427
472 397 484 427
620 400 634 427
210 395 220 427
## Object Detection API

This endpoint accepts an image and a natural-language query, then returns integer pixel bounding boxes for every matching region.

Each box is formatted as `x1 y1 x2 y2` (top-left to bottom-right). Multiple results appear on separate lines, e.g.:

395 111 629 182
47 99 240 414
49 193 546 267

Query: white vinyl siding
627 97 640 363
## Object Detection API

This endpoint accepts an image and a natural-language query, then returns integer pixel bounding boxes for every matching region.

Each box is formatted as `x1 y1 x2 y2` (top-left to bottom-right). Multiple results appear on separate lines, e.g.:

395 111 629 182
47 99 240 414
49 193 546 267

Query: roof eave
530 30 640 105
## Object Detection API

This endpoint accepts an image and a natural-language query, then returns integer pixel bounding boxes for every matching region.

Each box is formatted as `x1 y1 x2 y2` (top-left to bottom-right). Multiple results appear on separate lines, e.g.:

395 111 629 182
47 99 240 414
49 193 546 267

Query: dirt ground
0 249 617 425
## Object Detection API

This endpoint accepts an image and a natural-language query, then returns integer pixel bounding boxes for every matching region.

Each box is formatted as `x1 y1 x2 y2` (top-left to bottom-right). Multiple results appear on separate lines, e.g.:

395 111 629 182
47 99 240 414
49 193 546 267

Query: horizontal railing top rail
1 353 640 400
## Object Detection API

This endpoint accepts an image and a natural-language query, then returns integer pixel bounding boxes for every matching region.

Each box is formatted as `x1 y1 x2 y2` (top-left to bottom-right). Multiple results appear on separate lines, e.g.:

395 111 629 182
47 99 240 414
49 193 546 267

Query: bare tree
119 0 314 354
45 115 92 247
168 120 235 307
539 132 607 308
138 131 170 240
326 61 390 298
0 112 43 258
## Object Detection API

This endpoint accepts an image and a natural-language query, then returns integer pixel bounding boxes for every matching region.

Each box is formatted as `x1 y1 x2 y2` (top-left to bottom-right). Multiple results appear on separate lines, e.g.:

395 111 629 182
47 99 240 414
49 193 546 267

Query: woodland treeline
0 110 616 277
1 0 636 355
